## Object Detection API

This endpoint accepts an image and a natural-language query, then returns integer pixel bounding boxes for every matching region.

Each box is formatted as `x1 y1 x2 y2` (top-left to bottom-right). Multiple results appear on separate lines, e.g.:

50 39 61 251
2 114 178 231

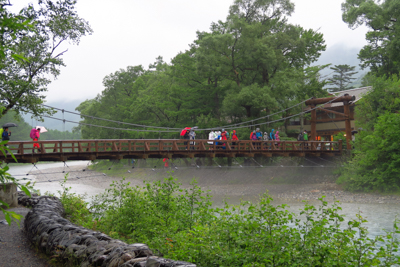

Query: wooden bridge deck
0 139 343 163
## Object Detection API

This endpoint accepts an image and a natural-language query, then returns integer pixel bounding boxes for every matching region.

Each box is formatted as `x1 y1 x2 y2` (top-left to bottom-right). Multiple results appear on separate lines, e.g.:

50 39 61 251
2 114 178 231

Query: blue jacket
215 136 220 146
2 131 9 141
270 129 275 140
256 131 262 140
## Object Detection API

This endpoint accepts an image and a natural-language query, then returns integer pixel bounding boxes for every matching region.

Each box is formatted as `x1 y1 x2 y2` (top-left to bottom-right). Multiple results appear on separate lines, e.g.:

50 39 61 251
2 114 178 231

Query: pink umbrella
36 126 48 133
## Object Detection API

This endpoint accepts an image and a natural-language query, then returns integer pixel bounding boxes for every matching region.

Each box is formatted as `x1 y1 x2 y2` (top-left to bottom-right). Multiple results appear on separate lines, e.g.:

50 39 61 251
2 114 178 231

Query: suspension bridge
0 139 343 163
1 94 355 163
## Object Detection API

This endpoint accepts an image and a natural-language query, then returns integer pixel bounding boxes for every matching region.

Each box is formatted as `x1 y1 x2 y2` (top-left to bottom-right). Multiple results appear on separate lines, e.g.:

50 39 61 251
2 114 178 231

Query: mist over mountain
22 100 83 131
314 43 368 86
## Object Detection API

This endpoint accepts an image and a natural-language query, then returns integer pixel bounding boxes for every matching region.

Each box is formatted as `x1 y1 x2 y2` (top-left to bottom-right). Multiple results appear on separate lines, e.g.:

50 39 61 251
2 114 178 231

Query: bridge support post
343 100 352 150
227 157 232 167
311 104 317 141
206 153 215 166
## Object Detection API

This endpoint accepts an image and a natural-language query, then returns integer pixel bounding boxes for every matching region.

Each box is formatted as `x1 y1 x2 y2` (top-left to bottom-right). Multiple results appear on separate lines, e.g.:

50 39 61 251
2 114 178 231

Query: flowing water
7 161 105 197
6 162 400 240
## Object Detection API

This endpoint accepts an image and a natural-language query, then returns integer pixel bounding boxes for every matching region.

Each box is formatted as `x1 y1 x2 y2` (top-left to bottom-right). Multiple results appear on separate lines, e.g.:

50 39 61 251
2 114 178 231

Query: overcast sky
12 0 368 104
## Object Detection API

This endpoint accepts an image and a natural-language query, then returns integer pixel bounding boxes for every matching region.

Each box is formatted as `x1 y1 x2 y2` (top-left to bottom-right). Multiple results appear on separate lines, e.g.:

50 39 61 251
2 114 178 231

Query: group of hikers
180 127 312 150
180 127 286 149
1 126 42 153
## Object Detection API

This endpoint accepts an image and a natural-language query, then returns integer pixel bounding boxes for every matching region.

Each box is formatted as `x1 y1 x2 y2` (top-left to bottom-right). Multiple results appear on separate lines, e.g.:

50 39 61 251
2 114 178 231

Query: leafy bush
57 176 92 227
61 176 400 266
336 75 400 192
338 112 400 192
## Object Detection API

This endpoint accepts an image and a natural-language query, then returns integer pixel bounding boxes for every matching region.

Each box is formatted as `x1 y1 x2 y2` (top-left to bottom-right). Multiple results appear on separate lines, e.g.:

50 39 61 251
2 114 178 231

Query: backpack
30 128 38 139
297 133 304 141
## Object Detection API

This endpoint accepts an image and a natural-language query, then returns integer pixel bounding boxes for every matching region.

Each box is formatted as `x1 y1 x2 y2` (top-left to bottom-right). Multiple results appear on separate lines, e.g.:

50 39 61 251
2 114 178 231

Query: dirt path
0 207 52 267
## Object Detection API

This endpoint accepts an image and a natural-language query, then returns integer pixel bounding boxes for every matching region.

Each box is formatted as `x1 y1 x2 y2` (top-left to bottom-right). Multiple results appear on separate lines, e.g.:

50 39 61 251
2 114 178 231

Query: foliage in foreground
60 176 400 267
0 143 32 226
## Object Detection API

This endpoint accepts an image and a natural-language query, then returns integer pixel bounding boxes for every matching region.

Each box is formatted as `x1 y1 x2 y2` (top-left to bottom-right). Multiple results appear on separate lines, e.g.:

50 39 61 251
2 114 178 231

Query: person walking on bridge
269 129 275 149
189 128 196 150
251 130 257 149
208 130 217 150
275 131 280 149
220 129 228 149
263 132 269 141
2 127 11 152
2 127 10 141
263 132 269 150
231 130 238 149
255 128 262 149
32 128 41 153
303 130 309 149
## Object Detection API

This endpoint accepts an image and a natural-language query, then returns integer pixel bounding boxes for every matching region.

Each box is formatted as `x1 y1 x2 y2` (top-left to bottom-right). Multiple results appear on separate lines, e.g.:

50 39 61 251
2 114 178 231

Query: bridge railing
3 139 342 155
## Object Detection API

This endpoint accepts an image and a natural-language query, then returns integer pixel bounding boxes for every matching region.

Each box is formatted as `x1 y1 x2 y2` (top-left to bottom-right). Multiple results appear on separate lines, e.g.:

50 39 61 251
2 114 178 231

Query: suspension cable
36 94 346 133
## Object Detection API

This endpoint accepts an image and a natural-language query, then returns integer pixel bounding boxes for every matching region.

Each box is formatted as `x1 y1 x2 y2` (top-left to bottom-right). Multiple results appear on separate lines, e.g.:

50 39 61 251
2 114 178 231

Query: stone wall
18 192 196 267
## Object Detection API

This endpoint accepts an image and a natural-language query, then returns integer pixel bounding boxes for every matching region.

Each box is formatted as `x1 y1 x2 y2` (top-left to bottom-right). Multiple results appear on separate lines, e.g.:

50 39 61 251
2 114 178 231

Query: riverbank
30 164 400 205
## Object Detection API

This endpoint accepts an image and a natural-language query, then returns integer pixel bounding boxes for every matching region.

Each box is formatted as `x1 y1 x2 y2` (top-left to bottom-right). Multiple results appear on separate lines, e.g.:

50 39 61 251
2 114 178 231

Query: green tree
338 75 400 191
76 0 328 139
194 0 326 119
342 0 400 76
76 65 151 140
339 112 400 192
0 0 92 119
327 64 358 92
355 75 400 131
0 0 33 60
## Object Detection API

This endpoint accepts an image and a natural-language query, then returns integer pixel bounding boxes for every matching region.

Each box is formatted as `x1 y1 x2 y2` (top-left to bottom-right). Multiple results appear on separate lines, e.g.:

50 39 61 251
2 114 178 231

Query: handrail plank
0 139 343 162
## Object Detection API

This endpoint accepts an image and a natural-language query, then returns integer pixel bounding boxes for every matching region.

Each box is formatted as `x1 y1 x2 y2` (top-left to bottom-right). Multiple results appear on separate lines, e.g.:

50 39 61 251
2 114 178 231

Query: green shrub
60 176 400 266
338 112 400 192
57 176 92 227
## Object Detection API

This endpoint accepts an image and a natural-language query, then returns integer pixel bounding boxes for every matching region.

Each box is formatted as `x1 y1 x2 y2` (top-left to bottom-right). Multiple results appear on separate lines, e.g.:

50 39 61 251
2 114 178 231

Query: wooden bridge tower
305 94 355 150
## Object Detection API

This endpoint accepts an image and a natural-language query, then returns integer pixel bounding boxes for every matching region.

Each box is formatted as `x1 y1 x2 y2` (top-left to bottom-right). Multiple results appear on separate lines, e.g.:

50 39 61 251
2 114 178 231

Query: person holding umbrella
32 128 41 153
2 127 11 153
0 122 17 139
2 127 11 140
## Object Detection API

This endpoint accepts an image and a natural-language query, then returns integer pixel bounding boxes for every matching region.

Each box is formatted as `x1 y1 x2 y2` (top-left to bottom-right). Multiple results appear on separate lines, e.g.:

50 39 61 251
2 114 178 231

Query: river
7 161 106 198
6 161 400 240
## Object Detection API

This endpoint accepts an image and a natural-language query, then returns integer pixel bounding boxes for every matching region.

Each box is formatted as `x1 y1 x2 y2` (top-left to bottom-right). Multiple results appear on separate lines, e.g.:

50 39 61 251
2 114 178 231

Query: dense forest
74 0 329 140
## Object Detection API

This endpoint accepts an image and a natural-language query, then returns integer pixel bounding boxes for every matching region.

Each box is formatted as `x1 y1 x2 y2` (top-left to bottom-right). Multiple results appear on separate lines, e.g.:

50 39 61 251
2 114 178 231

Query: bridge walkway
0 139 343 163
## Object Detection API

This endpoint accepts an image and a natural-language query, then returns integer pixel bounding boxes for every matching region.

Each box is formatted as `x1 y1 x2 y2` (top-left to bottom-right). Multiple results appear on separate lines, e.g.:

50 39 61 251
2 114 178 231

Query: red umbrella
180 127 191 136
